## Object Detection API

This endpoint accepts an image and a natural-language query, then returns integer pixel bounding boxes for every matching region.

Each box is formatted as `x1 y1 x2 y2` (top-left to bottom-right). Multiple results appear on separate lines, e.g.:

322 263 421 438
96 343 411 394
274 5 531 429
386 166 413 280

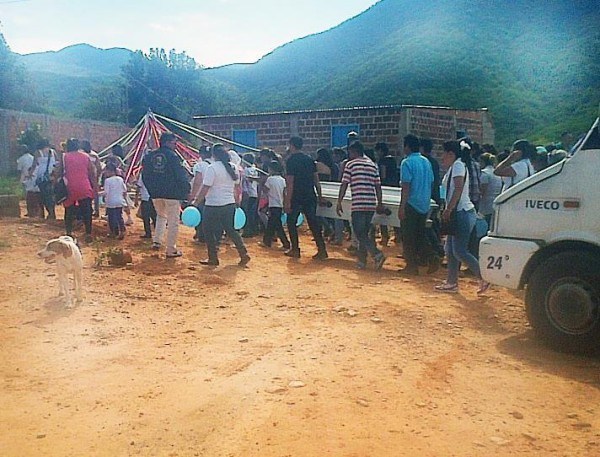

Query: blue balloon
181 206 201 227
281 212 304 227
234 207 247 230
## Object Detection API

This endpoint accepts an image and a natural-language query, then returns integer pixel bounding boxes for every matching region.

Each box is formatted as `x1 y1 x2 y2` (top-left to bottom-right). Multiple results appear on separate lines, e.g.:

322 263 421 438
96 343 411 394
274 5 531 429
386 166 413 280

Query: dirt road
1 215 599 456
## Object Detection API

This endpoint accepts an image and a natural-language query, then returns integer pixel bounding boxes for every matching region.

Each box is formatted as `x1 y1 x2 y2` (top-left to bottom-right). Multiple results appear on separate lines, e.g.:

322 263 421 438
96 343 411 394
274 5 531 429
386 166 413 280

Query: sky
0 0 379 67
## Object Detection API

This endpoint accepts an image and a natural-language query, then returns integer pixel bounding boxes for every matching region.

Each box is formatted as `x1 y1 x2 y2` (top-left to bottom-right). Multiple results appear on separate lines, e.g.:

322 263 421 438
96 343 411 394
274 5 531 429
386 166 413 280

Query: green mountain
14 44 132 117
206 0 600 145
11 0 600 146
16 43 132 77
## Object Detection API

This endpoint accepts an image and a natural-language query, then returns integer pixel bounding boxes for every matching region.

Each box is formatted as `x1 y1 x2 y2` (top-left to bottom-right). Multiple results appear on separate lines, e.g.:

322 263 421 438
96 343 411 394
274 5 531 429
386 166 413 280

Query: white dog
37 236 83 307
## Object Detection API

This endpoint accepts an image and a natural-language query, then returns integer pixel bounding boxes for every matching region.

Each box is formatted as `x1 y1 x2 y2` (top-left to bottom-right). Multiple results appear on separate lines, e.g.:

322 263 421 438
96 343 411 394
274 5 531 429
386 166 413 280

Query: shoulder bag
54 153 69 205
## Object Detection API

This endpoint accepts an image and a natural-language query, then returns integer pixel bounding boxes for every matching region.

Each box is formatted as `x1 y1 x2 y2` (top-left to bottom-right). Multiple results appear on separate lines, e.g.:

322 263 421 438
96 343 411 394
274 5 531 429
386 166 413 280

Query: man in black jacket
142 132 190 258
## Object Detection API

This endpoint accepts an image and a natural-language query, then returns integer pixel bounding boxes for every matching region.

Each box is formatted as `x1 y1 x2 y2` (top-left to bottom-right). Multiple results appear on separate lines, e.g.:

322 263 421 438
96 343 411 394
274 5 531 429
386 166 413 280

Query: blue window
232 129 257 153
331 125 360 148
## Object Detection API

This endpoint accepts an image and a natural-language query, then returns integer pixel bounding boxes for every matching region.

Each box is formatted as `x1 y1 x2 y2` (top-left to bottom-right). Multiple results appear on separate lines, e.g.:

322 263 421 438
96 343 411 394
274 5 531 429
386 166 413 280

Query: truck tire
526 251 600 353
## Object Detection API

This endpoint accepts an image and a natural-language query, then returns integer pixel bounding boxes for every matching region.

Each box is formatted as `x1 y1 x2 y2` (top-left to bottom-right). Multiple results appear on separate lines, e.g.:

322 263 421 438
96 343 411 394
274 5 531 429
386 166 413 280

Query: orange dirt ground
1 208 599 457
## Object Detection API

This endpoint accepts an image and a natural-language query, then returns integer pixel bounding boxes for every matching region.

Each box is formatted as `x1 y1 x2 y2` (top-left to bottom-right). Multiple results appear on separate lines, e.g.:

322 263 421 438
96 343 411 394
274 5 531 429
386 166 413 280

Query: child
23 172 43 218
241 153 260 237
259 160 290 250
135 174 156 239
103 164 127 239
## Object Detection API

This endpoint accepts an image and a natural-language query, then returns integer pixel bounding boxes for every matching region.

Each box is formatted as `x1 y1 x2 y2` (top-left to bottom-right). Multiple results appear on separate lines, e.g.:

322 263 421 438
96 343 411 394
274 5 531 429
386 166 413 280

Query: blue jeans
107 207 125 235
445 208 481 284
351 211 382 264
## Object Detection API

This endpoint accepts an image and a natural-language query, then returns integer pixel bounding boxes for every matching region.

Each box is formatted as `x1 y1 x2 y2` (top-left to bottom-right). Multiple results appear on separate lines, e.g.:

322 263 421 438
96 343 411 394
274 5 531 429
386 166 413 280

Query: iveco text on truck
480 118 600 353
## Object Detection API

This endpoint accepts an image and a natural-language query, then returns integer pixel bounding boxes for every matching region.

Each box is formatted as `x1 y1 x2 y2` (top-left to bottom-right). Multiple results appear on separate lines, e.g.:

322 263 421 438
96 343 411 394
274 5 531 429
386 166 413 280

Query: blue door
331 125 360 148
232 129 257 153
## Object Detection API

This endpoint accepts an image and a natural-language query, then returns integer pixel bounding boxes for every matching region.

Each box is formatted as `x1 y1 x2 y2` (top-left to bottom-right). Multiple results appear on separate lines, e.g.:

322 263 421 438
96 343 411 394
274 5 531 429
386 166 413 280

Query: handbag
440 166 458 236
35 153 52 188
54 154 68 204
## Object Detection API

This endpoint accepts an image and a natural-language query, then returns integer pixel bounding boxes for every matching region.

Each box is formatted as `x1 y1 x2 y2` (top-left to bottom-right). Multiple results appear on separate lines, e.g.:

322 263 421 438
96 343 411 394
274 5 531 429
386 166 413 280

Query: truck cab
480 118 600 353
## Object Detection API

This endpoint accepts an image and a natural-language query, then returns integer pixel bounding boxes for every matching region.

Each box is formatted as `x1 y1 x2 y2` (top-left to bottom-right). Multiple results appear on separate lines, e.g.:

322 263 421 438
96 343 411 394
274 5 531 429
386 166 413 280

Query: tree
78 79 127 123
0 33 44 112
122 48 219 125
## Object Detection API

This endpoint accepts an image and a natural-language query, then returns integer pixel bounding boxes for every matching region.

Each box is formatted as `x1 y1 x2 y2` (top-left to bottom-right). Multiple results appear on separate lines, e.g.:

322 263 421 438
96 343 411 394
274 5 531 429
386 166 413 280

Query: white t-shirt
509 159 534 188
34 153 56 182
23 175 39 192
442 159 474 212
265 175 286 208
243 166 259 198
17 153 34 183
104 175 127 208
137 176 150 201
203 161 238 206
479 165 503 216
193 159 211 177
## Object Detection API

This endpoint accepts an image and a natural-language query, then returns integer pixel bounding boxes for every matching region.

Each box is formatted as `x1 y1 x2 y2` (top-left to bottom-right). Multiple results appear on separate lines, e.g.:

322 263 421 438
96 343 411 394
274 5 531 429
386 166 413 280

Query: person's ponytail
212 144 238 181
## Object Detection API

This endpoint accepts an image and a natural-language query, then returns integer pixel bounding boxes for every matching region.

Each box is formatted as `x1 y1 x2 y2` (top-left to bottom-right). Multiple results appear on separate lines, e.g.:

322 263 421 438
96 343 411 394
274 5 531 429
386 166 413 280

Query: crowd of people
17 129 573 293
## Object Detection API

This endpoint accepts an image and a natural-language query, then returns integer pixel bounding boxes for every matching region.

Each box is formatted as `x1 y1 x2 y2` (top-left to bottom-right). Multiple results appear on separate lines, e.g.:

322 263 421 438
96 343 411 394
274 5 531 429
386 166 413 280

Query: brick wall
0 109 129 176
195 105 494 160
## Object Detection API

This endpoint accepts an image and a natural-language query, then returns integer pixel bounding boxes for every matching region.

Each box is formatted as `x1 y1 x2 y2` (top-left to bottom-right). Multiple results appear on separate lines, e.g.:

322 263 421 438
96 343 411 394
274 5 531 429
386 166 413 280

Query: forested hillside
207 0 600 145
7 0 599 146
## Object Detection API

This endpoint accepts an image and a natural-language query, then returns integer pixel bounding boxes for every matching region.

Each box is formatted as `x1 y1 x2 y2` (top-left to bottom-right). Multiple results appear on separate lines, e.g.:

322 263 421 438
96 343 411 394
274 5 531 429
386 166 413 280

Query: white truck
480 118 600 353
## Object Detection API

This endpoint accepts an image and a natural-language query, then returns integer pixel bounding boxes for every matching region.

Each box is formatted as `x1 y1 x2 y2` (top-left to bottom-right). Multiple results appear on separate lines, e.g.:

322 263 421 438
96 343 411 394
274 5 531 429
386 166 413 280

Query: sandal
477 280 491 295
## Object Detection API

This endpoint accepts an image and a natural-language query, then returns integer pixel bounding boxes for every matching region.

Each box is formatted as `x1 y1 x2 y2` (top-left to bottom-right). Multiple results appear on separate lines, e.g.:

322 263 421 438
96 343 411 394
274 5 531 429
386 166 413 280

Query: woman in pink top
59 138 97 242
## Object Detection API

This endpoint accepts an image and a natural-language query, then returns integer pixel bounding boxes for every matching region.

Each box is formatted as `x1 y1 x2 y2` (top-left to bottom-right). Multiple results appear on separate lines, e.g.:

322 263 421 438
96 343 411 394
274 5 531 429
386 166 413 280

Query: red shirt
63 151 94 207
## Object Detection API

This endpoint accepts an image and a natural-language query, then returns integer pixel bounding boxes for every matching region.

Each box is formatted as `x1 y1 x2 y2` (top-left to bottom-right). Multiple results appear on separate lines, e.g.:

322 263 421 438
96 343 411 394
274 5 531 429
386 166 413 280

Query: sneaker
152 242 161 250
238 254 251 267
140 234 152 239
284 249 301 259
125 218 134 226
477 280 491 295
200 259 219 266
312 250 328 261
257 241 271 248
166 250 183 258
426 255 441 274
356 261 367 270
117 231 125 240
373 253 386 271
434 282 458 293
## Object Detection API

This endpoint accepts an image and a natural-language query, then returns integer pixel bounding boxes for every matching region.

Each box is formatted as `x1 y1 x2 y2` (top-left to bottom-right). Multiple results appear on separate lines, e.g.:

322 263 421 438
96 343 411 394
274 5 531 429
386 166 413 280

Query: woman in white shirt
494 139 536 190
33 141 57 220
479 153 503 225
192 144 250 267
435 140 489 295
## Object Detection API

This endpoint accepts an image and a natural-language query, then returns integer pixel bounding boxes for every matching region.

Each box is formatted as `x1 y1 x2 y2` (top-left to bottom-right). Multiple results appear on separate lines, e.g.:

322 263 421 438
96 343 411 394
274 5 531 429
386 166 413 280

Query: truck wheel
526 251 600 353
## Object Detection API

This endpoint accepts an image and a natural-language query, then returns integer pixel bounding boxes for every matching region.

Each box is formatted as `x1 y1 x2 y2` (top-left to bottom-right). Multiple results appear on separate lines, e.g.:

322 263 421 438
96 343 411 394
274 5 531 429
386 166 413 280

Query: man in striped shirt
336 141 386 270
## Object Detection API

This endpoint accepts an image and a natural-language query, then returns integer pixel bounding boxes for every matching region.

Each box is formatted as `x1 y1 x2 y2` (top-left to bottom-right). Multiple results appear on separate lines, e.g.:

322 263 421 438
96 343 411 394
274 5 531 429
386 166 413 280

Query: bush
0 177 23 198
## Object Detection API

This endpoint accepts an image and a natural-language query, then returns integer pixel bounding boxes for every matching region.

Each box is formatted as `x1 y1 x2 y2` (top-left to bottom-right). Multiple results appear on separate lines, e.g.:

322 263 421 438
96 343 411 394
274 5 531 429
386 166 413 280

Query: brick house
194 105 495 158
0 109 129 176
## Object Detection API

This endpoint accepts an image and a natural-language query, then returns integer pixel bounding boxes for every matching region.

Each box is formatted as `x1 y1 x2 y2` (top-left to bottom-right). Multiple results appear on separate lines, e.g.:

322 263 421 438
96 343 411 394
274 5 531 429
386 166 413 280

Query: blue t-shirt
400 152 433 214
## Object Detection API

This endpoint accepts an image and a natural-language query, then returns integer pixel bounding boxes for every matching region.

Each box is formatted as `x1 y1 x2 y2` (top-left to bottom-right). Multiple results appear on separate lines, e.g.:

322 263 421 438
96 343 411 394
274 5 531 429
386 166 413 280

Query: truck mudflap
479 236 540 289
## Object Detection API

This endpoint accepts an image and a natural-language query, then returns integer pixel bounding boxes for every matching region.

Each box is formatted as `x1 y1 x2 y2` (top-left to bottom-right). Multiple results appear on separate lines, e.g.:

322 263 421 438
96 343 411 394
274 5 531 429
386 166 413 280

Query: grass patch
0 177 23 198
